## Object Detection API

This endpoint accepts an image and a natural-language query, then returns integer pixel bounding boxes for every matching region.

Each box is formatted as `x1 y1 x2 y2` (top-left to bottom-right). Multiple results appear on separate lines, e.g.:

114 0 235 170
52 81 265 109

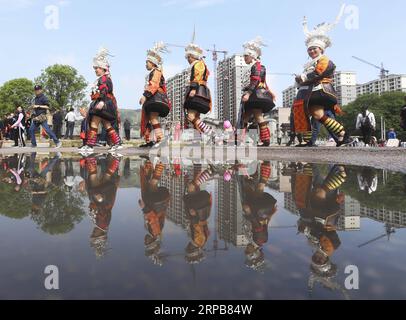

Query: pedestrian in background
124 119 131 141
387 128 397 140
25 112 32 141
64 107 81 140
277 125 283 146
30 85 61 148
400 96 406 131
5 114 14 140
10 106 26 147
0 117 4 141
52 110 63 139
356 105 376 147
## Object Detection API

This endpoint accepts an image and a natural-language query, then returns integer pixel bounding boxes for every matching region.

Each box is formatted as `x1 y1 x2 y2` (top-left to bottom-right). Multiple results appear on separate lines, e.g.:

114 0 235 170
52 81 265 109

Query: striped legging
13 127 26 147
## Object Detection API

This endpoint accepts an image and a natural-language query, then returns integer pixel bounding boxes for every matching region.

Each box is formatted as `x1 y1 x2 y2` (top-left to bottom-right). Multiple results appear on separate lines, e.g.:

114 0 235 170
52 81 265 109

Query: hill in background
120 108 141 129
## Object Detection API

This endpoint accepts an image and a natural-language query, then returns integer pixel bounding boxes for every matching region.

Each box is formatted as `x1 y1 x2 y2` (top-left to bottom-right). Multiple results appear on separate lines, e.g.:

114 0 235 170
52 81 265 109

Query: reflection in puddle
1 153 406 299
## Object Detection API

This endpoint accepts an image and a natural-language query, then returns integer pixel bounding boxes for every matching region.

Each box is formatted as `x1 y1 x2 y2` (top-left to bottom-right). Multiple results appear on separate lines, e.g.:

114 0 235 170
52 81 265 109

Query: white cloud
46 53 77 66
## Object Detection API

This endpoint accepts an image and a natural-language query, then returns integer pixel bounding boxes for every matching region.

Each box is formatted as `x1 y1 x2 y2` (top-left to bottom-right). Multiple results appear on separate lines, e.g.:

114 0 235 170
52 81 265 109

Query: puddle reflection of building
360 207 406 229
217 178 249 247
159 165 189 230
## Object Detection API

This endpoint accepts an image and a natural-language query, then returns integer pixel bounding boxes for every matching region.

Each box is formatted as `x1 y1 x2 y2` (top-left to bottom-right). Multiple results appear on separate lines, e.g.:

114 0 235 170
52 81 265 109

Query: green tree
340 92 406 141
35 64 88 111
30 186 86 235
0 183 32 220
342 167 406 212
0 78 34 116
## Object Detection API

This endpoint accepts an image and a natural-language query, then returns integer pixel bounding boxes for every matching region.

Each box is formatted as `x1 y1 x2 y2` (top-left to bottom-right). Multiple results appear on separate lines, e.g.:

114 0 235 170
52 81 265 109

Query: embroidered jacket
143 68 166 98
299 55 336 87
91 75 114 102
189 60 210 89
244 62 268 94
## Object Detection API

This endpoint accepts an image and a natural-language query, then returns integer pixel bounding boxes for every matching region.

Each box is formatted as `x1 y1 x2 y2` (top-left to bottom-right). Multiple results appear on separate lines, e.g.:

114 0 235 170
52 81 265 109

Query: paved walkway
1 145 406 173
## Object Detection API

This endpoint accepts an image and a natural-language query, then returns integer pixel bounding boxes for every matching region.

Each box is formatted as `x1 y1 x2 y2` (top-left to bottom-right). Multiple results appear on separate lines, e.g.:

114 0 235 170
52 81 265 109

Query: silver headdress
147 41 169 67
303 4 345 50
243 36 267 60
185 27 204 60
93 47 112 70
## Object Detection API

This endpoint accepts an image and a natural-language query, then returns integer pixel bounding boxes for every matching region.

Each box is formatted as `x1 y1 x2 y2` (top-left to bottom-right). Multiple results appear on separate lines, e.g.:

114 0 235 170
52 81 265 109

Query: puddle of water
1 153 406 300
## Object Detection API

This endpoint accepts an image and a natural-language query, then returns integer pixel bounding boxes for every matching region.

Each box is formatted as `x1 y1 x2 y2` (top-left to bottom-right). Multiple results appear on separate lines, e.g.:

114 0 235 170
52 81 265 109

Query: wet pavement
1 153 406 300
1 146 406 173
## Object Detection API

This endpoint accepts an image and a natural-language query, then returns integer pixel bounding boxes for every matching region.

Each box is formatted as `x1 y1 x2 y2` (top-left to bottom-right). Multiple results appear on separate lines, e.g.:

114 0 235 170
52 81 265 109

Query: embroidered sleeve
144 70 162 98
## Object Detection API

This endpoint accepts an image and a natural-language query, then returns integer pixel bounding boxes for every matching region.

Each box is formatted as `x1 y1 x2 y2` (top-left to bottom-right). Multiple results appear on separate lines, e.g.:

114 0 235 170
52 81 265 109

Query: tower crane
352 56 389 79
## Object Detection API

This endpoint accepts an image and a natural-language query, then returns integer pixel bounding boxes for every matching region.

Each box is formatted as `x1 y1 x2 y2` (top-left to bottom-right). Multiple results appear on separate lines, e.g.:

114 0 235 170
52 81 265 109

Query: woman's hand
242 94 250 103
295 75 304 84
139 96 146 106
95 101 105 110
189 90 196 98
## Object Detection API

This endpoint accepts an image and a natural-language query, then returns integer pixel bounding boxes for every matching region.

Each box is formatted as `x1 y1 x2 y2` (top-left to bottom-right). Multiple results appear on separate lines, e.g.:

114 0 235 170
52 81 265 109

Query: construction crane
207 45 228 119
358 224 396 248
352 56 389 79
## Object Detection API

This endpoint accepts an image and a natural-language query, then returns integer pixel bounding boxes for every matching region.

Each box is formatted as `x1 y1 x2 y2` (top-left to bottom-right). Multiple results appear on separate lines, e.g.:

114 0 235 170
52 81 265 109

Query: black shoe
295 143 310 148
258 141 270 147
337 134 354 147
139 142 155 148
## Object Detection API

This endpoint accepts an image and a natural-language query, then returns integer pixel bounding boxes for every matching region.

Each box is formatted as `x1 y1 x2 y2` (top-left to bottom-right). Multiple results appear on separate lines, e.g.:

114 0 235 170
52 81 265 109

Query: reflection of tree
0 183 31 220
30 186 86 235
342 168 406 212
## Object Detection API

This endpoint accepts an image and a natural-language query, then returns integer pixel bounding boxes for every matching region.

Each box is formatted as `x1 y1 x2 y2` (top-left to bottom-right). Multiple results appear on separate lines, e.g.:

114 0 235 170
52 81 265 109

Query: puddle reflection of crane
358 224 396 248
